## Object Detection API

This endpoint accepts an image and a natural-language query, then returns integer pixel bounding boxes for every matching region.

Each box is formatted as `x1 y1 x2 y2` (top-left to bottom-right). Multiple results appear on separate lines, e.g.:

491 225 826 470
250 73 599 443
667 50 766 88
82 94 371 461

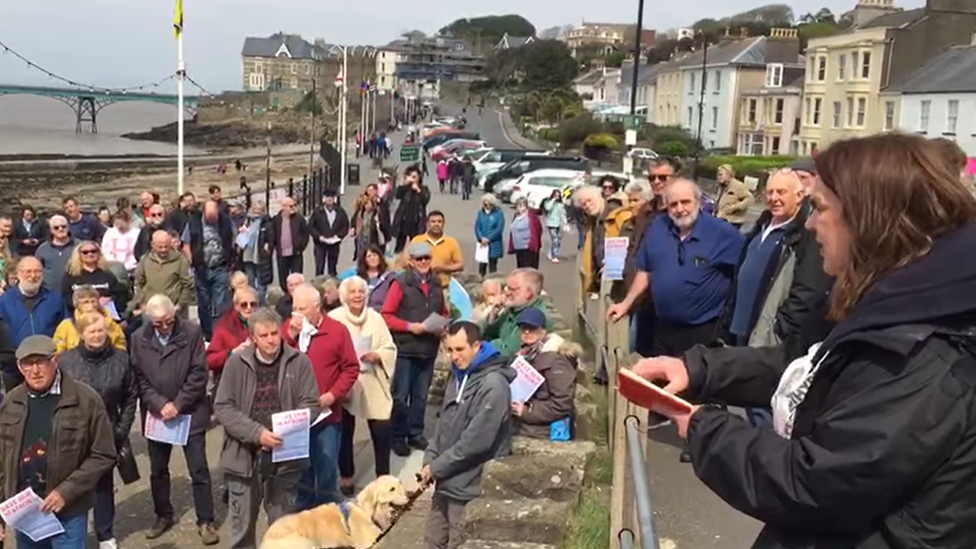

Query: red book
617 368 695 415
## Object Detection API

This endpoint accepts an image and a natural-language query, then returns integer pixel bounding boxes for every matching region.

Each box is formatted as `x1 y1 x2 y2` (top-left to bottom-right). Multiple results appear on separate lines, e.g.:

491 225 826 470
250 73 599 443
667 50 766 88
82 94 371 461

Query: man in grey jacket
421 321 514 549
214 308 321 549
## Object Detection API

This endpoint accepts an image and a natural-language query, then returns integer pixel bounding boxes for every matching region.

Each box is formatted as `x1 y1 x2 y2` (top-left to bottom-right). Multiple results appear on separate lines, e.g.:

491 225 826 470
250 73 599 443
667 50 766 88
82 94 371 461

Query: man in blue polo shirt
608 178 743 355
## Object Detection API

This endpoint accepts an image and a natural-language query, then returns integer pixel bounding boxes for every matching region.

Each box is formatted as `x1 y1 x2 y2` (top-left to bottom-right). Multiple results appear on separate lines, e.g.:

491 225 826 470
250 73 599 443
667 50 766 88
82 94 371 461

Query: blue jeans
747 407 774 429
243 262 267 305
193 265 229 340
391 355 436 441
297 421 341 510
547 226 562 259
16 511 87 549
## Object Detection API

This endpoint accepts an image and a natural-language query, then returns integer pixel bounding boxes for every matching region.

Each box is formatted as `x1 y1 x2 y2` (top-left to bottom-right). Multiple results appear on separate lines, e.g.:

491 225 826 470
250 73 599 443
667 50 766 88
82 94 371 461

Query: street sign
400 145 420 163
625 115 644 130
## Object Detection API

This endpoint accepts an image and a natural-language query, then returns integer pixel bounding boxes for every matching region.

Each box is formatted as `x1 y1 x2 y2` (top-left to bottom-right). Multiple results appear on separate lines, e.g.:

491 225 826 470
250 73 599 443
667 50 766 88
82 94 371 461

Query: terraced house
797 0 976 153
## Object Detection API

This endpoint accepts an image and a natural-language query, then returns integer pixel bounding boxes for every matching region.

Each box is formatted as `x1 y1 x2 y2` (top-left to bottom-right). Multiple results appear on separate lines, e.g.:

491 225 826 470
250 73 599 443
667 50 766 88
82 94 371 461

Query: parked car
625 147 658 160
508 169 587 209
430 139 488 161
423 131 481 151
474 149 550 175
484 156 590 193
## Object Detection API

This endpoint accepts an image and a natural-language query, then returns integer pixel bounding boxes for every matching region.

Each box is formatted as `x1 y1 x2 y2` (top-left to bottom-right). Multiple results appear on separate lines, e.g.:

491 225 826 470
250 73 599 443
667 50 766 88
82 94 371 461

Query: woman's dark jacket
680 223 976 549
62 267 129 314
59 344 138 444
13 218 47 257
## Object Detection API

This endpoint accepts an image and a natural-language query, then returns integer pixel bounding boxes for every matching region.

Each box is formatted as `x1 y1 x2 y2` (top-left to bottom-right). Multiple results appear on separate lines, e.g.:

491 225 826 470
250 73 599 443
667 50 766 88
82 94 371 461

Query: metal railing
573 253 660 549
226 161 342 218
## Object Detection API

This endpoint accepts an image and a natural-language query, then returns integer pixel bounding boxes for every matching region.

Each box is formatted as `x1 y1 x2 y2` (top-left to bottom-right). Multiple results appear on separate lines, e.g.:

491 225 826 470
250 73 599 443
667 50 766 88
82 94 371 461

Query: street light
622 0 646 176
693 32 709 178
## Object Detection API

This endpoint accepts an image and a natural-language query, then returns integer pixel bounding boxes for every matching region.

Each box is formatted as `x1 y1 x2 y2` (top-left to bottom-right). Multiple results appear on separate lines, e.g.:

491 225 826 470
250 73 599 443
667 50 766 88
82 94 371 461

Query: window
813 98 822 125
774 99 784 124
856 97 866 127
713 70 720 92
711 106 719 129
739 133 764 155
290 63 298 74
851 52 858 77
290 77 298 89
804 98 811 125
846 97 854 127
690 73 696 94
832 101 841 128
817 56 826 81
687 106 693 127
305 64 311 75
255 63 264 74
920 100 931 132
947 99 959 134
766 63 784 87
248 73 265 90
747 99 757 123
884 101 894 131
861 52 871 79
837 54 846 80
772 136 781 153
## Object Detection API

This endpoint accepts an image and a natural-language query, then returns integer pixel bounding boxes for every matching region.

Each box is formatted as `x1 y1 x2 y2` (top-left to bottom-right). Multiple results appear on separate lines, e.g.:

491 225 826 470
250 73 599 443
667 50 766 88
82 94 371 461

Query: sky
0 0 926 93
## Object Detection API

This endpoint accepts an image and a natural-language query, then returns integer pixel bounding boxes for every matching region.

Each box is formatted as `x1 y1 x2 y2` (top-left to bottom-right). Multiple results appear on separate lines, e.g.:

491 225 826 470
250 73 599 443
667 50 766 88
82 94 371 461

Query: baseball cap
788 157 816 175
16 335 57 361
408 241 433 259
515 308 547 329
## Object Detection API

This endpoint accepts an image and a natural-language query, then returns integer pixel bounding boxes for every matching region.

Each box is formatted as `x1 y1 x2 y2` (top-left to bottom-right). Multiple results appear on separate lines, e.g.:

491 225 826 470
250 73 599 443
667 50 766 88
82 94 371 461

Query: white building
889 44 976 156
375 49 404 92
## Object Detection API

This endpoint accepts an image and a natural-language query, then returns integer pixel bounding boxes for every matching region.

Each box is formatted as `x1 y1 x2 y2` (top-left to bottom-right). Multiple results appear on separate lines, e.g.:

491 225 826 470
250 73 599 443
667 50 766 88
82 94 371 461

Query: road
454 104 763 548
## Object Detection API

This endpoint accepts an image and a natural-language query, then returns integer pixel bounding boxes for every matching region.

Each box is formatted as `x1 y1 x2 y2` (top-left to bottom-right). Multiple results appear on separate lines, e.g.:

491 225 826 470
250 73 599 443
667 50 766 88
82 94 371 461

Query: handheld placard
616 368 695 415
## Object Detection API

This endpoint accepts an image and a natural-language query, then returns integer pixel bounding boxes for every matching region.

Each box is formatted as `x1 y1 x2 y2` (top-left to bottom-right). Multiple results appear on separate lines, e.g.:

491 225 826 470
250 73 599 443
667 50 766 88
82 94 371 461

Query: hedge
700 155 796 179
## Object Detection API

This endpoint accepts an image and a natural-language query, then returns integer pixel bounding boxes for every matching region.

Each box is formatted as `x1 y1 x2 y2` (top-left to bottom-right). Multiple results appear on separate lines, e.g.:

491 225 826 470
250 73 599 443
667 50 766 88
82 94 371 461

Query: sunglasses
51 225 67 230
650 174 671 182
414 256 432 261
80 249 98 256
237 301 258 309
602 185 615 190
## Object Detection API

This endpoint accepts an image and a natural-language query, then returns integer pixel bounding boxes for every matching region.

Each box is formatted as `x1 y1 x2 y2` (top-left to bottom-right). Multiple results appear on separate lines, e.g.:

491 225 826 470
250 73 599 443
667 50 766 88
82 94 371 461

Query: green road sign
625 114 644 130
400 145 420 163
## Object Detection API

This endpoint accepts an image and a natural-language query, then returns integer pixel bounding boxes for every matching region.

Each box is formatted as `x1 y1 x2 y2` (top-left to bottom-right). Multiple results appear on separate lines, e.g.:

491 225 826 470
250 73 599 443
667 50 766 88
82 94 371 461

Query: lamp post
693 32 709 178
622 0 646 176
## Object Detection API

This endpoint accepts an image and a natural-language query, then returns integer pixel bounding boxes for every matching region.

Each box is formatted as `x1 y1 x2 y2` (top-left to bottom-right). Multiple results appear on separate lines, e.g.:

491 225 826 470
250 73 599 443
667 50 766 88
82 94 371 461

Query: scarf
341 304 369 328
518 337 546 363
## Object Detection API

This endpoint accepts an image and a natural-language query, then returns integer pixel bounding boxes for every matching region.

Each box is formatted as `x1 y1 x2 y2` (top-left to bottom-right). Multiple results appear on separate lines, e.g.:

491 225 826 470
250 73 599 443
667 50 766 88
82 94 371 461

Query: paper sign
104 301 122 321
353 334 374 372
0 488 64 542
509 356 545 403
602 237 629 281
144 414 191 446
422 313 449 334
475 243 489 264
272 409 311 463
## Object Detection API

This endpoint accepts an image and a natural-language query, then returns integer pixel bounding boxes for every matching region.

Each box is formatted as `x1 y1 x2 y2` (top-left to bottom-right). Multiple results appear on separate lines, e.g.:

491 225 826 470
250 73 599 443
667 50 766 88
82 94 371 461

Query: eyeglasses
80 249 98 256
602 185 615 191
237 301 258 309
150 213 164 218
51 225 67 230
19 358 54 371
650 174 672 182
413 256 432 261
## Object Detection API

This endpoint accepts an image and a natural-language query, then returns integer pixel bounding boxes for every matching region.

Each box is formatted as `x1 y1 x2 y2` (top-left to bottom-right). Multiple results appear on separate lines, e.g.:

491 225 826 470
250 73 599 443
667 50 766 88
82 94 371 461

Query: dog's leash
373 473 433 545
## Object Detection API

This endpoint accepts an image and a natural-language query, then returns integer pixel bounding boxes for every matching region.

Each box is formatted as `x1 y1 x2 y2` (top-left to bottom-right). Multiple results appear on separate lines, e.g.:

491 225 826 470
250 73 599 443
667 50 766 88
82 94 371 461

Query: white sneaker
100 540 118 549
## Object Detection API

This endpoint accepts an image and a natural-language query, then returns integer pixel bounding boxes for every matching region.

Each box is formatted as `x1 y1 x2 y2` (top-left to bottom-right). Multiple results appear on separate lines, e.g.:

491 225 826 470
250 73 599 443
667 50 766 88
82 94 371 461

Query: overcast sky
0 0 925 92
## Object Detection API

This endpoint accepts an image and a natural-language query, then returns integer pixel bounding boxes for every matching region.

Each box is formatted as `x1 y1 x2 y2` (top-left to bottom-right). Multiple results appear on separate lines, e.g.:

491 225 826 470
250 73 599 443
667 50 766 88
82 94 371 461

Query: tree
604 51 628 68
438 14 536 50
519 39 578 91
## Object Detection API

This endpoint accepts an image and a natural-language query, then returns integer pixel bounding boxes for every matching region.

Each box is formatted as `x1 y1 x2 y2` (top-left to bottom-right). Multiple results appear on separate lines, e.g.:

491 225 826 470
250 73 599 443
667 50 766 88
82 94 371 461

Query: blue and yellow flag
173 0 183 39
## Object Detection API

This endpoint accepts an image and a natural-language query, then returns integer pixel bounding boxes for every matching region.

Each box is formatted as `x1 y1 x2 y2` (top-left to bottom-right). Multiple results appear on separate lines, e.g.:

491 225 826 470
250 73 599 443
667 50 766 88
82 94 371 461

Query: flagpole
339 45 348 196
177 23 185 195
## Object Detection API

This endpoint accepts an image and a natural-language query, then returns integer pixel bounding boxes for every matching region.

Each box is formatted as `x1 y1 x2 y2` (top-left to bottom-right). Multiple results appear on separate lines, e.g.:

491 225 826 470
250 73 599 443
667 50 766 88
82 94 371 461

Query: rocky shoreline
123 120 308 148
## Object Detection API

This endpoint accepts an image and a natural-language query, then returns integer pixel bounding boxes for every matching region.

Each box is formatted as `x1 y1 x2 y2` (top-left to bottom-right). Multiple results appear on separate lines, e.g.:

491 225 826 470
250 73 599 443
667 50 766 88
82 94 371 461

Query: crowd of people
0 152 584 549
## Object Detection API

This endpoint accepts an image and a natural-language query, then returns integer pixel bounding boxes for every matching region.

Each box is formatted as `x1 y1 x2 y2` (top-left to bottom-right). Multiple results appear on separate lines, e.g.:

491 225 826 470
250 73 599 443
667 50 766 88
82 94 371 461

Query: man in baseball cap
788 157 817 194
0 334 116 545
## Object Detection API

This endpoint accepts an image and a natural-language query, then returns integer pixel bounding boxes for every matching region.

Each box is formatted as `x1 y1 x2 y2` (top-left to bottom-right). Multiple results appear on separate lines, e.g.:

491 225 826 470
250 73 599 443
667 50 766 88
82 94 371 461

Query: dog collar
338 499 355 532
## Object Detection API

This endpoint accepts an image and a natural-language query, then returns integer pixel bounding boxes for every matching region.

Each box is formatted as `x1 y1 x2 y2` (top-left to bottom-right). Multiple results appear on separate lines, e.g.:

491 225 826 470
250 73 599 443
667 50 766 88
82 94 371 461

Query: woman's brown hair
816 133 976 319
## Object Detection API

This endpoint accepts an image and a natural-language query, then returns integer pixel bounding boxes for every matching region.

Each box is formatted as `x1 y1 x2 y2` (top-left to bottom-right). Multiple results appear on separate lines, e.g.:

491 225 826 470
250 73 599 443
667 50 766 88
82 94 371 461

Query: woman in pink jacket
436 159 449 193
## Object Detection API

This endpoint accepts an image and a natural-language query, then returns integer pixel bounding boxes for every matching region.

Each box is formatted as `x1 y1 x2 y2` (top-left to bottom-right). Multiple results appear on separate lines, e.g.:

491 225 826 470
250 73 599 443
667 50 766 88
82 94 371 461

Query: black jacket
61 267 129 314
681 222 976 549
392 184 431 241
270 213 310 257
185 212 235 269
720 207 833 342
391 271 444 358
133 222 170 262
165 207 194 237
59 344 138 443
12 217 47 257
308 205 350 244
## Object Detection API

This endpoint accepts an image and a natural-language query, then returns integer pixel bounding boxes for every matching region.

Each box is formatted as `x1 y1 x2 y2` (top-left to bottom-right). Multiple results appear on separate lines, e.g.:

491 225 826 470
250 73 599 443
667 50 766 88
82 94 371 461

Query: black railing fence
228 161 342 217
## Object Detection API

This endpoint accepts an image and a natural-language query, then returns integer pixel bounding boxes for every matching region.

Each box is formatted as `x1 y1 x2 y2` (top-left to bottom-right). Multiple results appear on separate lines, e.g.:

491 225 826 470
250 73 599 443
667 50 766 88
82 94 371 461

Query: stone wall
380 274 602 549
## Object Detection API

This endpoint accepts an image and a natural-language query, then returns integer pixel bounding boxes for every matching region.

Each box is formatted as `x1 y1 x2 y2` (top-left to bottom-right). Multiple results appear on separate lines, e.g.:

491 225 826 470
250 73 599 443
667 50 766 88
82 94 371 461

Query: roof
242 33 321 59
620 63 666 86
667 36 767 70
855 8 925 30
888 44 976 94
573 69 605 86
495 33 534 49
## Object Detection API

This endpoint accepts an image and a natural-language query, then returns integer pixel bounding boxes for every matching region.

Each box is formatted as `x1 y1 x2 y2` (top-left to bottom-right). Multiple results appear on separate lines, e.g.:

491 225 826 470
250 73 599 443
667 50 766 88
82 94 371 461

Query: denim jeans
243 262 267 305
391 355 436 441
547 226 562 259
94 470 115 541
194 265 229 340
297 421 341 510
747 407 774 429
16 511 87 549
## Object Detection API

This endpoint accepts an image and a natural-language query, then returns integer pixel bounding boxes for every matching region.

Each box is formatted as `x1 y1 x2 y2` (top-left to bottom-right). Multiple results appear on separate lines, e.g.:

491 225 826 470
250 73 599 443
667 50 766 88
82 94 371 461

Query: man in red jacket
283 283 359 509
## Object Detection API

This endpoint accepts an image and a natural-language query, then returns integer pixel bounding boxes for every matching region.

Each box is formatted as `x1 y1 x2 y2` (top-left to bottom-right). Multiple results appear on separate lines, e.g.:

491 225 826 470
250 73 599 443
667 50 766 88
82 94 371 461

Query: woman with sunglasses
206 286 261 393
61 240 128 316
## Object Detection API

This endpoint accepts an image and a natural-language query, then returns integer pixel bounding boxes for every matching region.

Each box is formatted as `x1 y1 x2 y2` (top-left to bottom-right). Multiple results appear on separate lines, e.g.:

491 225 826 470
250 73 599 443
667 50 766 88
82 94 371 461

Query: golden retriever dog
259 475 410 549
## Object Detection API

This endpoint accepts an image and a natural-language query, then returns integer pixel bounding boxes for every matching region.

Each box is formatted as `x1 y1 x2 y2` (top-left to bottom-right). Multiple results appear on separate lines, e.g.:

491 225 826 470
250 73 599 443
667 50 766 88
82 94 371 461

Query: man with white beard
608 178 743 357
0 256 68 390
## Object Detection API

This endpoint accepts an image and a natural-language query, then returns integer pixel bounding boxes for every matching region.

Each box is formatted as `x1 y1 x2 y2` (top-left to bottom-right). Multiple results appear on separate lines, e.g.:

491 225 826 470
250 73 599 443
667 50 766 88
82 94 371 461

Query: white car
626 147 658 160
508 169 587 209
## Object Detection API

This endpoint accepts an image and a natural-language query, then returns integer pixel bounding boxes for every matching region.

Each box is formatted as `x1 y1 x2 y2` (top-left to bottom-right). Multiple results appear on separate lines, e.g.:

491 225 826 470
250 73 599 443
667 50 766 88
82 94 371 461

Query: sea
0 94 199 157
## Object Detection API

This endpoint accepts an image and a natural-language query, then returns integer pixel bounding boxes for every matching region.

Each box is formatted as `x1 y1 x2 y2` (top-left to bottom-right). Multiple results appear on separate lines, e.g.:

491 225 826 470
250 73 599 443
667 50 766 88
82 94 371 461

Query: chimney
765 27 801 64
852 0 900 28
